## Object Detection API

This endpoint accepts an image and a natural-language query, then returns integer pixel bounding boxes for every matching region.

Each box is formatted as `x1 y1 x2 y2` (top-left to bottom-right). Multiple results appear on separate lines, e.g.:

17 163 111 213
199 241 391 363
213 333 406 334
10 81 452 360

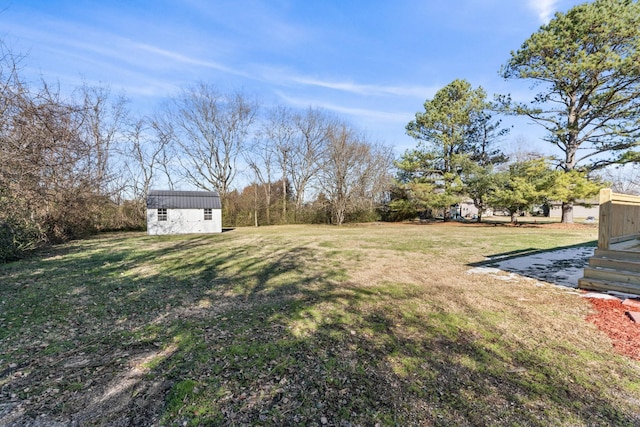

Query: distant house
548 199 599 220
453 199 493 219
147 190 222 235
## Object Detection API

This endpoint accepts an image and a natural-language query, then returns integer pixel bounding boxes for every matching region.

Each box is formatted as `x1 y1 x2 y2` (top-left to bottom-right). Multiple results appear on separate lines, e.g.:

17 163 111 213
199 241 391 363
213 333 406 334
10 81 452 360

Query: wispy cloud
528 0 559 23
288 75 436 98
132 43 250 78
257 65 437 99
2 18 253 95
275 91 413 124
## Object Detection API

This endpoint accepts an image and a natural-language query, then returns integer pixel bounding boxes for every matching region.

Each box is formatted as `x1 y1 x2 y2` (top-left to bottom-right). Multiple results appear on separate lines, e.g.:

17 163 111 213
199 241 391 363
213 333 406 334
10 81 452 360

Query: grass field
2 222 640 426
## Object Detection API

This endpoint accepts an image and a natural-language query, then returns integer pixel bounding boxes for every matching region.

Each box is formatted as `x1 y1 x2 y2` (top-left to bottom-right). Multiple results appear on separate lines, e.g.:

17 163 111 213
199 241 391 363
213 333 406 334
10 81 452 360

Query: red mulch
586 298 640 361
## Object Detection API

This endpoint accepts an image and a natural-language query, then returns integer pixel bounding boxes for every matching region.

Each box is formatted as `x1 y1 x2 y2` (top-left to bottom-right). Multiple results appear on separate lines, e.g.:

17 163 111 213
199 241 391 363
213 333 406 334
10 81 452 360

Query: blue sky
0 0 586 155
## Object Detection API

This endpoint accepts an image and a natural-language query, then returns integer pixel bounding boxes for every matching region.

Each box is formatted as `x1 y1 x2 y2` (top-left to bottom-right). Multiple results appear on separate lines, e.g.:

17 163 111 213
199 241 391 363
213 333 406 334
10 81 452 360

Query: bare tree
0 42 137 256
118 116 175 226
1 78 105 243
602 165 640 195
164 82 257 203
263 105 296 222
506 135 546 165
75 83 129 195
148 110 180 190
319 123 393 225
245 133 275 225
288 107 332 220
126 117 174 197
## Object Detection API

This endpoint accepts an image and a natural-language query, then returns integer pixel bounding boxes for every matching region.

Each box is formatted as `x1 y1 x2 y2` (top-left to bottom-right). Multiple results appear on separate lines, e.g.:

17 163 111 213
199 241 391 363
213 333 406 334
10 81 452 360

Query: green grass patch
2 224 638 426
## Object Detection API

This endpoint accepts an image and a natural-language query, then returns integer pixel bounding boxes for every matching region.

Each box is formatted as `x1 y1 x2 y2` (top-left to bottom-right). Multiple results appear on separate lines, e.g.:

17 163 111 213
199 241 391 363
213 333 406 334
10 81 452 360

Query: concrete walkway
467 246 595 288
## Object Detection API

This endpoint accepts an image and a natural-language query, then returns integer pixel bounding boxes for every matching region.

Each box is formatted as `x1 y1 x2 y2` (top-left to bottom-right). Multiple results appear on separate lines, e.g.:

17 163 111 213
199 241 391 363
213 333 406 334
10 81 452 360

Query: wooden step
582 266 640 286
594 249 640 262
589 257 640 273
578 277 640 295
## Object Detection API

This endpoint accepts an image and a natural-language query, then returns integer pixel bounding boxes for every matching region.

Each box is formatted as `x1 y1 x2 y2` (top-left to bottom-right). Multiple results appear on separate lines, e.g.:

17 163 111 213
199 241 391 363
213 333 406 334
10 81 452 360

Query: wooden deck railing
598 188 640 250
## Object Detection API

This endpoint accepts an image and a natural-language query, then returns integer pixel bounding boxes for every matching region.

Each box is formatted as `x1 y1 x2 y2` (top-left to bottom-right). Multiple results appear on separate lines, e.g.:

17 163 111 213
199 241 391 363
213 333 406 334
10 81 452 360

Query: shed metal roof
147 190 221 209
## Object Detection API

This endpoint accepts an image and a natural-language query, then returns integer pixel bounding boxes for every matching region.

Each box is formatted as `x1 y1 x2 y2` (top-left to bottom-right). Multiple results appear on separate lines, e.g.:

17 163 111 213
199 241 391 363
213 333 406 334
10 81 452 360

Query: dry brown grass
2 223 639 426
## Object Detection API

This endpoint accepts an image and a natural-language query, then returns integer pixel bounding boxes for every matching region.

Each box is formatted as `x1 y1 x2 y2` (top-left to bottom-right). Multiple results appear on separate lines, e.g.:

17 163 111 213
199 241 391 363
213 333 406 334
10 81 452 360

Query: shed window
158 208 167 221
204 208 212 221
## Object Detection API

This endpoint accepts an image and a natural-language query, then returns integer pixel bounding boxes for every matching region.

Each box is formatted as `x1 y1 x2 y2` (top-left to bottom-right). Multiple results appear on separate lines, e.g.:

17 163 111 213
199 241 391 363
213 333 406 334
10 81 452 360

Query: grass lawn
2 222 639 426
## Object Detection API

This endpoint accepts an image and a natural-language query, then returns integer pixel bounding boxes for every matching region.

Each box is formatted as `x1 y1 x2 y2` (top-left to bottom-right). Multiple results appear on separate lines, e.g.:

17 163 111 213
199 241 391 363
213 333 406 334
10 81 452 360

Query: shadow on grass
0 233 637 426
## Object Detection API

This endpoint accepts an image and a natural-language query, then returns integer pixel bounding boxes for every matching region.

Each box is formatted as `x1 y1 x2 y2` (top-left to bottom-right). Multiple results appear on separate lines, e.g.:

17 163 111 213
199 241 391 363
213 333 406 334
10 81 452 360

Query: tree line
132 83 394 227
0 48 132 261
0 53 394 260
394 0 640 223
1 0 639 261
392 79 603 224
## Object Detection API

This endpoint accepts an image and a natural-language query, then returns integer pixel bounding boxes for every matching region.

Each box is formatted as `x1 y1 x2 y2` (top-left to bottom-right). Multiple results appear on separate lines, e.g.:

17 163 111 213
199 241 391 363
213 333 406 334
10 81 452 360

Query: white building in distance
147 190 222 235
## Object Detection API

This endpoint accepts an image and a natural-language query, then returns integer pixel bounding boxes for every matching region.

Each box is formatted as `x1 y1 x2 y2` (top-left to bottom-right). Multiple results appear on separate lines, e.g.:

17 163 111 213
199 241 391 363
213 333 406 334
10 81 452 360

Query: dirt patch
0 345 172 426
586 298 640 361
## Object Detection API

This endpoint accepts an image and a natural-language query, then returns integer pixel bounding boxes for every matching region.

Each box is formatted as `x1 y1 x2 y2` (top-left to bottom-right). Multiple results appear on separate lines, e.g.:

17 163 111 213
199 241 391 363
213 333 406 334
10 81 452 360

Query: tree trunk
282 178 287 223
563 112 578 225
511 211 518 224
561 201 573 224
254 184 259 227
264 183 271 225
475 199 484 223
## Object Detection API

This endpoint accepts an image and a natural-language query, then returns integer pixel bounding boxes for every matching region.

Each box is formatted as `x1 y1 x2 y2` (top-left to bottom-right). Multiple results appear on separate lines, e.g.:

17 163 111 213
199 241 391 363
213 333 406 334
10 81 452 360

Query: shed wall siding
147 208 222 235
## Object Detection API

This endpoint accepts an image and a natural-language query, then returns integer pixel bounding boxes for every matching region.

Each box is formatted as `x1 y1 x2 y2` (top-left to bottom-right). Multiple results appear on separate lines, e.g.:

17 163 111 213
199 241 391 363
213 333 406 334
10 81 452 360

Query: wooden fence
598 188 640 250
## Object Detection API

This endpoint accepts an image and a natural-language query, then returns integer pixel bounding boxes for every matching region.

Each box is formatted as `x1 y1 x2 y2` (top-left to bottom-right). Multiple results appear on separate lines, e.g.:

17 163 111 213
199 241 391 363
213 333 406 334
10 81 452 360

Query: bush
0 219 45 263
381 199 419 222
345 209 380 223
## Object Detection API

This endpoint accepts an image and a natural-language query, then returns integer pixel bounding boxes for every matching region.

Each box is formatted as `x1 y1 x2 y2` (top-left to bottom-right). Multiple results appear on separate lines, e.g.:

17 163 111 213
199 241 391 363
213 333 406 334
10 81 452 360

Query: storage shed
147 190 222 235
